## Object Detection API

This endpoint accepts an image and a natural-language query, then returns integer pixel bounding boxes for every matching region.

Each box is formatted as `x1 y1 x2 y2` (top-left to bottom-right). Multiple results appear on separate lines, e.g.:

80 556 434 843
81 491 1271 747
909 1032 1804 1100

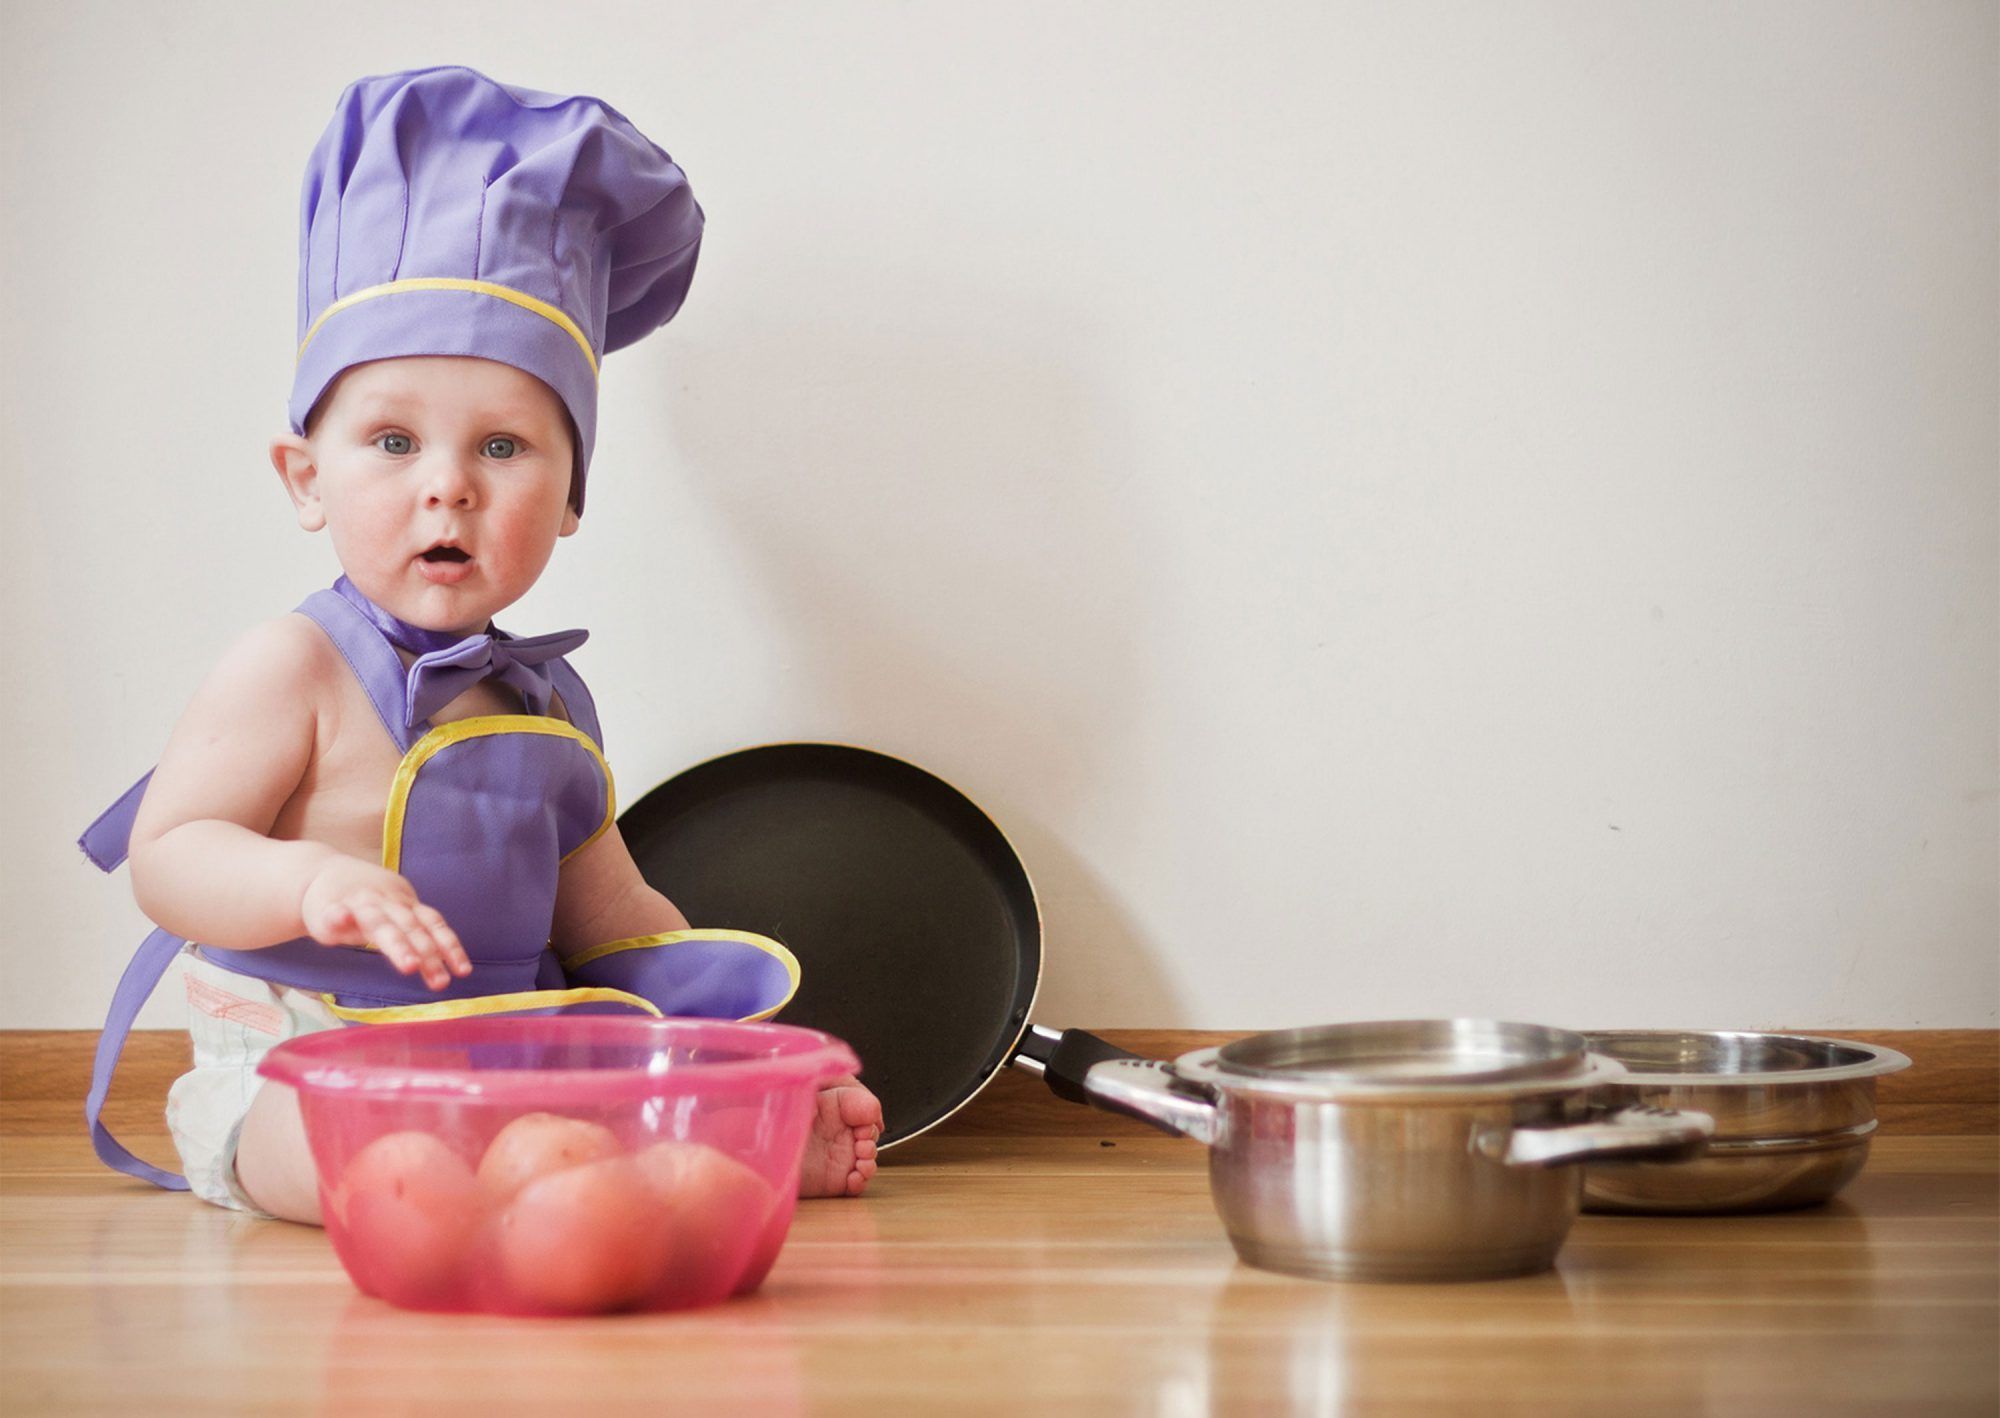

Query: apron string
86 927 191 1191
78 768 154 873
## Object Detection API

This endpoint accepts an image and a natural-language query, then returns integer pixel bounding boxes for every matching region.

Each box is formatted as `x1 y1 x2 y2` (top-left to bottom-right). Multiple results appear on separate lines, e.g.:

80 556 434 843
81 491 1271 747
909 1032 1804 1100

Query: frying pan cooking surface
618 744 1041 1142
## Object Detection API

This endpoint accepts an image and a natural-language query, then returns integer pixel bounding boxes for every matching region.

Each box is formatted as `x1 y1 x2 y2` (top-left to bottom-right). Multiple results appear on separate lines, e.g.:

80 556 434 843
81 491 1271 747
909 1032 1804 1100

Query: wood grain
1 1124 1993 1416
4 1027 1994 1141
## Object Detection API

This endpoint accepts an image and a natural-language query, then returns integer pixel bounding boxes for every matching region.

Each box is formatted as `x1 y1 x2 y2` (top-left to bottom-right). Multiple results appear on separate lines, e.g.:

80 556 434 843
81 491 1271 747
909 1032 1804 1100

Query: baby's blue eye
483 437 519 459
378 433 413 455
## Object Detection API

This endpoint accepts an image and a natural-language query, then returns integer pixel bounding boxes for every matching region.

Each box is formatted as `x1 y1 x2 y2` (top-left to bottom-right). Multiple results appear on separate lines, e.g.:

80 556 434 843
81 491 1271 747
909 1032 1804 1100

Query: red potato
495 1155 672 1313
337 1130 482 1304
634 1140 779 1298
476 1112 622 1203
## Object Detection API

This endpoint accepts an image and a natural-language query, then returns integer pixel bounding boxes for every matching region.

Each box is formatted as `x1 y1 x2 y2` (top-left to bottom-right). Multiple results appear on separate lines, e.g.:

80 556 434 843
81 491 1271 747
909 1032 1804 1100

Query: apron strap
544 657 603 751
294 588 424 753
78 768 154 873
86 927 191 1191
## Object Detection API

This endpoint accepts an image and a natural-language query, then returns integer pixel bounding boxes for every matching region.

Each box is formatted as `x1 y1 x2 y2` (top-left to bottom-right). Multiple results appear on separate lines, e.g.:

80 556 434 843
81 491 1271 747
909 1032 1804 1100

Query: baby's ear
270 435 325 532
558 503 581 537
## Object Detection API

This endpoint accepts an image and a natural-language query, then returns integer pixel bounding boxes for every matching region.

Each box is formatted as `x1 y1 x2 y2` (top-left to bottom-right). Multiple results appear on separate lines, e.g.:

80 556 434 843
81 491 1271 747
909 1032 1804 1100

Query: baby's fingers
347 897 411 966
411 903 472 978
351 897 444 990
373 897 456 991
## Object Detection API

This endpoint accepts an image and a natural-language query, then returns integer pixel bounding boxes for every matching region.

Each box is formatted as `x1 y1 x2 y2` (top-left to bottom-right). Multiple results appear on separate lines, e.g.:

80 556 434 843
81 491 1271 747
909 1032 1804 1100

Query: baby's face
274 356 579 635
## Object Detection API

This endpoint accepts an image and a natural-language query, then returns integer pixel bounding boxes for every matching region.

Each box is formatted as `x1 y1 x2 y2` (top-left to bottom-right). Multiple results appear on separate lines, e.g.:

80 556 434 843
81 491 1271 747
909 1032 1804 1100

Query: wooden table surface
2 1127 1994 1415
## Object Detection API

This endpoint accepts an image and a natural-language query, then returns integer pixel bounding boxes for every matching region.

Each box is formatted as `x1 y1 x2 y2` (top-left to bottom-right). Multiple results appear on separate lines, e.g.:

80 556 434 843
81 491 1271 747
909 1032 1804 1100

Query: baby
82 67 881 1222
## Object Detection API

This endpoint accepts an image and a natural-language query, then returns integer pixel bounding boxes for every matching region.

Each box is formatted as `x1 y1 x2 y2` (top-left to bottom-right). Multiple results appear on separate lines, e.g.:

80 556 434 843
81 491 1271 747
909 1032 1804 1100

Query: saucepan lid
1172 1019 1623 1101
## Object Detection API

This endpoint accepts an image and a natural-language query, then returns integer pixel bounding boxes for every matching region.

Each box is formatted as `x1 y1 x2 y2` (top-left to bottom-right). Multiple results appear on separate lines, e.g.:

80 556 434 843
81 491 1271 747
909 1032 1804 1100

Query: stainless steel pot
1083 1019 1713 1282
1579 1030 1911 1213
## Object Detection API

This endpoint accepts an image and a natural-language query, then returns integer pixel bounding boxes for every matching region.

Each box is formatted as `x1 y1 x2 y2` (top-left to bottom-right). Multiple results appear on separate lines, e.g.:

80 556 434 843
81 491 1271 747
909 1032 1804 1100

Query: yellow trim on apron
296 278 600 375
319 984 662 1024
380 715 615 874
327 716 791 1026
562 929 803 1023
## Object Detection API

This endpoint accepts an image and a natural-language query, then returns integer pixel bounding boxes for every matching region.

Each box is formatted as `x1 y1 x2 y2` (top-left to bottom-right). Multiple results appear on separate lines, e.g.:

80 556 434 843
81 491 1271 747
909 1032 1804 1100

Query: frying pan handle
1011 1026 1185 1136
1012 1026 1138 1102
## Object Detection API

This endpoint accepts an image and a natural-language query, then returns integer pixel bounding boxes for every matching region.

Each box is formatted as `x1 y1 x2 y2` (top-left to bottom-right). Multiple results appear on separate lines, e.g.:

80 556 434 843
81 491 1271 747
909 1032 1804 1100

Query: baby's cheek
487 514 564 587
322 497 401 563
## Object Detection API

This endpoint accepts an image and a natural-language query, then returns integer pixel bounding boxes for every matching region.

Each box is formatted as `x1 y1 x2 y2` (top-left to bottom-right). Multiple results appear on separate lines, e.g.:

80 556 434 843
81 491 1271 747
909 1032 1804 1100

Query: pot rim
1580 1030 1912 1087
1171 1019 1633 1103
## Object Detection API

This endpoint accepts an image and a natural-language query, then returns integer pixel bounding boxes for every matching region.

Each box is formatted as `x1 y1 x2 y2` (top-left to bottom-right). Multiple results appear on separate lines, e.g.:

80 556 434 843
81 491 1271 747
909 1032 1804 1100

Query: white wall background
3 0 1993 1033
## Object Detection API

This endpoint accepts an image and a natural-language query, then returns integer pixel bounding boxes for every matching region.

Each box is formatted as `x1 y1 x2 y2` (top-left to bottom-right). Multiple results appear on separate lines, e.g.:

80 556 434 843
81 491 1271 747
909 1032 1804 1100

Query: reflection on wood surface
3 1125 1993 1415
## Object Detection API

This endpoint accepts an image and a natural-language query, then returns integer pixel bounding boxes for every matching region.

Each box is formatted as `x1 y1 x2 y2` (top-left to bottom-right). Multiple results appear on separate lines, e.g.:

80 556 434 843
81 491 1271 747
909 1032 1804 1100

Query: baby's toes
836 1083 884 1138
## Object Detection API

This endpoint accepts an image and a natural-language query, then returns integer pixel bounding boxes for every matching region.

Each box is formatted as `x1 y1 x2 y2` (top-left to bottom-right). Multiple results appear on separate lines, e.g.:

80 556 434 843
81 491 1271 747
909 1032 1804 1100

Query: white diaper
164 946 340 1219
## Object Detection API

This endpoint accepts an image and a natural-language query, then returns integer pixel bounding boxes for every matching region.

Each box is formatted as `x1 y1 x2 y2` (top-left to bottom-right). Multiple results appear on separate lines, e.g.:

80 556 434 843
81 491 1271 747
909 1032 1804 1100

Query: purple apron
79 579 798 1191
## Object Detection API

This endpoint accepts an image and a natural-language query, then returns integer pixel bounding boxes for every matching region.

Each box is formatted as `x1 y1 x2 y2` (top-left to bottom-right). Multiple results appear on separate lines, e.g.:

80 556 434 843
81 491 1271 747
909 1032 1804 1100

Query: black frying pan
616 743 1145 1144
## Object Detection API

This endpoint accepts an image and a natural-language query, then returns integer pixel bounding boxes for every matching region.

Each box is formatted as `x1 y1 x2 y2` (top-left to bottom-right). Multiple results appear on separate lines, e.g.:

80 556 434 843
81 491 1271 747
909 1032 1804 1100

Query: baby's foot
797 1076 882 1197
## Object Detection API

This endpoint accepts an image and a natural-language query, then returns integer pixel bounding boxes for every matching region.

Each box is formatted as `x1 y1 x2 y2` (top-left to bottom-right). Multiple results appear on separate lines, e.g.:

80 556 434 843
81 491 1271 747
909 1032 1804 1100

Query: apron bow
406 627 590 727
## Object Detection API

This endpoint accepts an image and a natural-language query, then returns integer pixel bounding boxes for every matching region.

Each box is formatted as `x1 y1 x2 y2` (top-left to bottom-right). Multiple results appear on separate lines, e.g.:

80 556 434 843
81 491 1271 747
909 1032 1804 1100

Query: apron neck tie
404 628 590 726
330 576 590 727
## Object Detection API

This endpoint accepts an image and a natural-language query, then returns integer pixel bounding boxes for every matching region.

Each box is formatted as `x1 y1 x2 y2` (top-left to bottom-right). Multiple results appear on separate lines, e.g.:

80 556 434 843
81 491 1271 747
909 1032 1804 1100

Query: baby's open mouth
420 546 471 563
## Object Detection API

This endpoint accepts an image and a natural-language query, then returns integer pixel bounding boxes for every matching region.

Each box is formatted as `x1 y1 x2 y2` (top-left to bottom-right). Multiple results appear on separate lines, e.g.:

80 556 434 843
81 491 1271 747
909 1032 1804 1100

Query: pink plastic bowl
258 1016 859 1316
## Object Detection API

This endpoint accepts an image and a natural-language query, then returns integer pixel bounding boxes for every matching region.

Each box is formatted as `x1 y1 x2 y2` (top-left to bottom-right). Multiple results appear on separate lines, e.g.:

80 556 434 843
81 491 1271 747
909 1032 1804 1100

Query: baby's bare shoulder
132 615 339 847
200 613 341 704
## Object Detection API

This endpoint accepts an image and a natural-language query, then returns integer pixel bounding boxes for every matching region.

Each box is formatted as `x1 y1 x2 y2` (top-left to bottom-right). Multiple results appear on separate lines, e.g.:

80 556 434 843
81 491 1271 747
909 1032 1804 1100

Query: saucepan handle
1483 1104 1714 1169
1010 1027 1218 1141
1074 1058 1224 1146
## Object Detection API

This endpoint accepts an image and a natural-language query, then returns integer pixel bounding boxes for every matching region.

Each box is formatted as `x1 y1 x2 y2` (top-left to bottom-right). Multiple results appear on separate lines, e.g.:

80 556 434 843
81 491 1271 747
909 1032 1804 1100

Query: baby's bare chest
270 656 565 864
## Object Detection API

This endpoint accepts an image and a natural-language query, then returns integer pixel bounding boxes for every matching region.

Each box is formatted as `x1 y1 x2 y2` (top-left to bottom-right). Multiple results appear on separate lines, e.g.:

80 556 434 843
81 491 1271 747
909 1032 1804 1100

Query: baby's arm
548 820 690 958
126 615 470 990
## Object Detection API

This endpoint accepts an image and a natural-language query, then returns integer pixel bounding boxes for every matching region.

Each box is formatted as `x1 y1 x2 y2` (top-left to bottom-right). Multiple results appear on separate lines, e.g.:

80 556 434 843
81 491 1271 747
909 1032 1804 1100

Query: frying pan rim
618 739 1044 1148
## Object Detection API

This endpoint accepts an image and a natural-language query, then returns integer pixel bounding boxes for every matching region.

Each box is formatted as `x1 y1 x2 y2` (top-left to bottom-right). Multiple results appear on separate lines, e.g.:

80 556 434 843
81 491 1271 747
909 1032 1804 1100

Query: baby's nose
422 458 478 507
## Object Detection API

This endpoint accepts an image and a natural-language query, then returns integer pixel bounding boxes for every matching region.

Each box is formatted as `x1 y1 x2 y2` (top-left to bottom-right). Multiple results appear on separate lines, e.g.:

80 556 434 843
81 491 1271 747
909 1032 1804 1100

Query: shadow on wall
652 293 1183 1028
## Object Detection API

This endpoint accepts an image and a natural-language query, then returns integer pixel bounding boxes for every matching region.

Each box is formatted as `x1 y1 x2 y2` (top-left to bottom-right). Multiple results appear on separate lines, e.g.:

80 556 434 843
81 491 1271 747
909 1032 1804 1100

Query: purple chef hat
288 66 704 515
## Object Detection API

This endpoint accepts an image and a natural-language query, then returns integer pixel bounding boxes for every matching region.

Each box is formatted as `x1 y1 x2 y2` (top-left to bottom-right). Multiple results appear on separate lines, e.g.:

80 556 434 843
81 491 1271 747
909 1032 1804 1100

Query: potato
476 1112 622 1203
634 1140 778 1299
495 1155 672 1313
336 1130 481 1304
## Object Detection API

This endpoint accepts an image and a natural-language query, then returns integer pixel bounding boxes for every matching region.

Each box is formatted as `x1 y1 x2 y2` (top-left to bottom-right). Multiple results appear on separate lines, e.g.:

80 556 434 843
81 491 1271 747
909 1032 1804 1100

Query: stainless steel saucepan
1579 1030 1911 1213
616 751 1720 1280
1080 1019 1714 1282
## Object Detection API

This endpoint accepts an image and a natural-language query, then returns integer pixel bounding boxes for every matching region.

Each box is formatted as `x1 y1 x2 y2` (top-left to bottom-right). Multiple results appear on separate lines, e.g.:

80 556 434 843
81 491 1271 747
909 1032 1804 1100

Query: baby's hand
300 857 472 991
